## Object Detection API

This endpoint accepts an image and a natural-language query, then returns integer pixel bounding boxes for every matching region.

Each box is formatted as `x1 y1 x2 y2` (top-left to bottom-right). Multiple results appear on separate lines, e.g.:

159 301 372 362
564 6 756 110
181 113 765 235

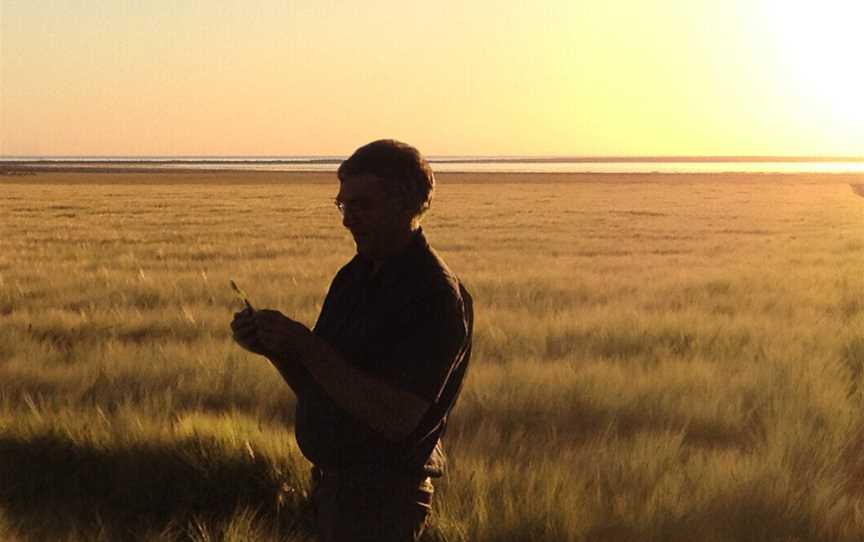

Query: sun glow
3 0 864 156
757 0 864 142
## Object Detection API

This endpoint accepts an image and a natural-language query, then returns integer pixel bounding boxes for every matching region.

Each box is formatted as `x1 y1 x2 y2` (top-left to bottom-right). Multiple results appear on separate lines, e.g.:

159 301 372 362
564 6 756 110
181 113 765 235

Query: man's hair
337 139 435 219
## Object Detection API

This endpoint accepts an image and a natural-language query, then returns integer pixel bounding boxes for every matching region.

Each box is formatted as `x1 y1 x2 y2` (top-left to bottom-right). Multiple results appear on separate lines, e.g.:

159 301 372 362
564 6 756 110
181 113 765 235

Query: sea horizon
3 154 864 161
3 155 864 174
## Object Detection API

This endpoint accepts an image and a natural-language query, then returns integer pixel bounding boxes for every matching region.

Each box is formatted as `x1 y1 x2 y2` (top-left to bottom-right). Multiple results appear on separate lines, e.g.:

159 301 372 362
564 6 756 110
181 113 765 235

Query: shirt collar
351 228 429 287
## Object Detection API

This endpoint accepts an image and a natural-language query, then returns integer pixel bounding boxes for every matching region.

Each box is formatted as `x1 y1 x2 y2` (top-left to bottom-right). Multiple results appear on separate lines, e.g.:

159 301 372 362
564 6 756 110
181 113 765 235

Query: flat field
1 171 864 541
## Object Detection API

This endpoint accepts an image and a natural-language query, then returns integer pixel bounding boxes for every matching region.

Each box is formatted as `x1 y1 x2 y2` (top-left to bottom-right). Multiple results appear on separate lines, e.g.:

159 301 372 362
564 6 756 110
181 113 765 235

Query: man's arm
252 309 431 442
301 338 431 442
263 352 310 398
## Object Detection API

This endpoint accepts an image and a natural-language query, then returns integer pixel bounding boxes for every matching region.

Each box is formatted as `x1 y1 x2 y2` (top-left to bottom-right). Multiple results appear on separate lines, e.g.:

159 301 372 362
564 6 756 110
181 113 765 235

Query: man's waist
312 464 432 491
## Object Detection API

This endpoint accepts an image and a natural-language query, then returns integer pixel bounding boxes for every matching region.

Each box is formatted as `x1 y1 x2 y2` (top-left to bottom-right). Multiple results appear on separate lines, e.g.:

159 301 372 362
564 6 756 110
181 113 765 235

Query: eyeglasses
333 196 399 215
334 198 373 215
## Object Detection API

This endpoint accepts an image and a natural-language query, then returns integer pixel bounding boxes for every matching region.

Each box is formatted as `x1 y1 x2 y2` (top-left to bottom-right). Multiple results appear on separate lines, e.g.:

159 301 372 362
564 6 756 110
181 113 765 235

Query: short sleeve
375 285 470 403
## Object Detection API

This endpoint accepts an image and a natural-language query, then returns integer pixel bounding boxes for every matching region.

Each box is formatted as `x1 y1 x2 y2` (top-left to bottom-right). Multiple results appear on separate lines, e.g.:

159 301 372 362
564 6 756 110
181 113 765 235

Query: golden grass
1 171 864 541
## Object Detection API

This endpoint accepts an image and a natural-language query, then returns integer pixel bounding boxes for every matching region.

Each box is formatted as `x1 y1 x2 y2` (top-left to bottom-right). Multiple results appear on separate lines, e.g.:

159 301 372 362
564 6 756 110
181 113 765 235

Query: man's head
336 140 435 260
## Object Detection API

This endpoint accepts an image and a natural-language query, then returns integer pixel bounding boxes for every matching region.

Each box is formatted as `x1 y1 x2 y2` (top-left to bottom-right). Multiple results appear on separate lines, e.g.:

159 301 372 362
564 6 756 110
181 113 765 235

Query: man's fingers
233 326 256 341
252 316 281 336
231 321 255 337
252 313 273 331
232 309 258 327
252 310 303 334
233 327 270 356
232 310 255 324
233 309 309 355
232 316 256 329
255 327 278 345
232 318 259 340
230 309 280 357
232 308 253 322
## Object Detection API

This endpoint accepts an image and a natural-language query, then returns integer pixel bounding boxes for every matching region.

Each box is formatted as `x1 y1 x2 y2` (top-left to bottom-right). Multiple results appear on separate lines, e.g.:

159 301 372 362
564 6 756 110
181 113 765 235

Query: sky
1 0 863 157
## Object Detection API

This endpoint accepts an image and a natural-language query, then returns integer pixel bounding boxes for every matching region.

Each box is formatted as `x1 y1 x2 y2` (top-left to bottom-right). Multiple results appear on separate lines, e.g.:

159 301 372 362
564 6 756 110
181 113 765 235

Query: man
230 139 473 541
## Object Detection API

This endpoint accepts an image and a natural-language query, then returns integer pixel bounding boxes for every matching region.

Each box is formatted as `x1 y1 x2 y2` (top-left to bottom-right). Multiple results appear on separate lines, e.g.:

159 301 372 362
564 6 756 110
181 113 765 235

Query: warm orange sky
1 0 862 157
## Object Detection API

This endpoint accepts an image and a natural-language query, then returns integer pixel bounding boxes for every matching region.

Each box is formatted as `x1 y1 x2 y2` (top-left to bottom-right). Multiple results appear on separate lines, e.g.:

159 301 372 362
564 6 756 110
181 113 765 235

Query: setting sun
755 0 864 140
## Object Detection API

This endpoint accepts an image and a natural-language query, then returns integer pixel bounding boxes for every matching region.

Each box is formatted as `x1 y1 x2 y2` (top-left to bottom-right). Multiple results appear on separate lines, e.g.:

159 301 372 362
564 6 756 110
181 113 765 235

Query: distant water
3 156 864 174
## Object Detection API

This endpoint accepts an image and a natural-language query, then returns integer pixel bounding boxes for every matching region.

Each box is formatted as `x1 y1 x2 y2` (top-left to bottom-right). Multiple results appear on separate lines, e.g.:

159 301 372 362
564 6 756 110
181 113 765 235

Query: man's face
336 174 409 260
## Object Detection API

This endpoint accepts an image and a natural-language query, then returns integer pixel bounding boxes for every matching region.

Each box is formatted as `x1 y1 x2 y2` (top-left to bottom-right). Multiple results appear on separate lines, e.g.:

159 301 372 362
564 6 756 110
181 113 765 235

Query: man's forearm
300 338 430 442
265 352 309 397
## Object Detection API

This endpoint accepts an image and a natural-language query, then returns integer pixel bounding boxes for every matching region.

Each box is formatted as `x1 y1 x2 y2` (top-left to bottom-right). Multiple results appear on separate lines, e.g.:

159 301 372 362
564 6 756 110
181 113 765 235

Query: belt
311 466 434 506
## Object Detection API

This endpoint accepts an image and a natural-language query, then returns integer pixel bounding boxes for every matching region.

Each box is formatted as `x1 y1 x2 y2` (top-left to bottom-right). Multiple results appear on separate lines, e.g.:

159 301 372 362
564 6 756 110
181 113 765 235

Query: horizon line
2 155 864 163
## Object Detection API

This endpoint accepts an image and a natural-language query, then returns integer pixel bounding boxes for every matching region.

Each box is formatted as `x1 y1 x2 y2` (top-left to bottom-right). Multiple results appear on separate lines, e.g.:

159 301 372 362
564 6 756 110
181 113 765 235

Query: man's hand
252 309 317 362
231 308 271 356
231 308 312 396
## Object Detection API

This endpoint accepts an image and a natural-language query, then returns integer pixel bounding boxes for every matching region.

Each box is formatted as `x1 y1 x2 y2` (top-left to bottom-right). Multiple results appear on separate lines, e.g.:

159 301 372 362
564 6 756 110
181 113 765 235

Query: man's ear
396 197 415 217
402 207 421 229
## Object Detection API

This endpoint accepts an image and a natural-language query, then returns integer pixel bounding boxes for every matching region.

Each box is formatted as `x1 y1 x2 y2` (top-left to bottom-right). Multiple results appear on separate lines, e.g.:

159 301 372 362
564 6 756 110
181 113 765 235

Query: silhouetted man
231 139 473 542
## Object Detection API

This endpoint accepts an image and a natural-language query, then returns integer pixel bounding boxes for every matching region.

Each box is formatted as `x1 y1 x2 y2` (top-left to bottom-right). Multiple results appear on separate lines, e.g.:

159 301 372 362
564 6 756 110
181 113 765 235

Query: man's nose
342 208 357 229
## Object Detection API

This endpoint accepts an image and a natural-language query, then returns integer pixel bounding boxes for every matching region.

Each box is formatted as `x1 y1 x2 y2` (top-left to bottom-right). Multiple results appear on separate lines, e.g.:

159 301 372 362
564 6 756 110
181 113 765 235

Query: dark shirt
294 229 473 477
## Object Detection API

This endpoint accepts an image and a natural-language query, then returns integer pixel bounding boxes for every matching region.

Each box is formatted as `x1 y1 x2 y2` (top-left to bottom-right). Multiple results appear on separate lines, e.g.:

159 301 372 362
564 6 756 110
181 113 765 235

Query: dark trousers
310 466 433 542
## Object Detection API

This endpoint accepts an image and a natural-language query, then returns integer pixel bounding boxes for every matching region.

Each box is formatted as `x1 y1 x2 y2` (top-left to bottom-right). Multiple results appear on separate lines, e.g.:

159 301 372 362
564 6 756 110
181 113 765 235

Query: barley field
1 171 864 541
